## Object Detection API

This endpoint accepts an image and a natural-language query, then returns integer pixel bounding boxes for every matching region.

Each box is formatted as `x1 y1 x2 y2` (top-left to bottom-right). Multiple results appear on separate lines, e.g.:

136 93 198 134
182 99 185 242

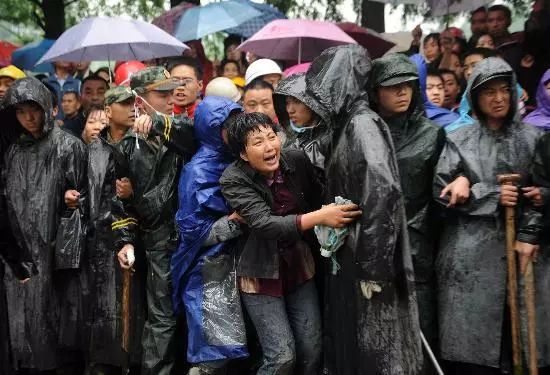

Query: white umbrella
427 0 492 16
37 16 188 65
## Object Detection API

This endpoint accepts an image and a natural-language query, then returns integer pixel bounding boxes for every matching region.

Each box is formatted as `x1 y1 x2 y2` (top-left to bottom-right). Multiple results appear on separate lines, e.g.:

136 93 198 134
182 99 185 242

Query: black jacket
116 113 196 250
220 148 323 279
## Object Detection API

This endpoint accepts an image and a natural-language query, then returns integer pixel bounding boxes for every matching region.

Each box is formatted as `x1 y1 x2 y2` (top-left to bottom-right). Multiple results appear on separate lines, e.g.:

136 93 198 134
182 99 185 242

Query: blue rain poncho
171 96 248 364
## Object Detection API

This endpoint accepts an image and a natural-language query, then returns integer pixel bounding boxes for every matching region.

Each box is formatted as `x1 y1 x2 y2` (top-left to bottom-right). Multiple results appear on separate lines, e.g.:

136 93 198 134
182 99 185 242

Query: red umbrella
152 2 197 36
0 41 19 67
337 22 395 59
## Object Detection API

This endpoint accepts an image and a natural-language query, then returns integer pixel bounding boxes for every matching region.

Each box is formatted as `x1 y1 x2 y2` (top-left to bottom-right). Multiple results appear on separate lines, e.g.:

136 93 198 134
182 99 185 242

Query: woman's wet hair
225 112 276 156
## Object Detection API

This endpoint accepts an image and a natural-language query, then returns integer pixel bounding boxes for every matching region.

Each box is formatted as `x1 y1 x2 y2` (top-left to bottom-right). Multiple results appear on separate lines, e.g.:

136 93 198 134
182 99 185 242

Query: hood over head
370 53 424 122
305 44 371 122
467 57 518 125
273 72 331 130
194 95 242 151
524 69 550 130
0 77 55 139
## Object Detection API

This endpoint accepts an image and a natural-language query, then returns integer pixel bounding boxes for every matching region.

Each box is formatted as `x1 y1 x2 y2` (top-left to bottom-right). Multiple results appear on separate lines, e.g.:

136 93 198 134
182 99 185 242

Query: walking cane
497 173 524 375
122 268 131 374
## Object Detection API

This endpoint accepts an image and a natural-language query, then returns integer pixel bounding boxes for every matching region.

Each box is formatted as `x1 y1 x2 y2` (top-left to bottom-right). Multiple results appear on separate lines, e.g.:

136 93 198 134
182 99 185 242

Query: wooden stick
524 261 538 375
122 268 131 353
498 173 523 375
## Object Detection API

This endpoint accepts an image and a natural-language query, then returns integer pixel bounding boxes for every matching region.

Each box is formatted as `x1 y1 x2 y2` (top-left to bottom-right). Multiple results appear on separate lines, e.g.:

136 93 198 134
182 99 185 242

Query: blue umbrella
226 0 286 39
12 39 55 73
174 0 261 42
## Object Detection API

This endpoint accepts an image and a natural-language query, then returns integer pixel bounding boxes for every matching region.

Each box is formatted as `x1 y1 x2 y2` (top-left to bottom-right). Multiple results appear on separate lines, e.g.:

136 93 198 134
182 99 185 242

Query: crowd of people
1 2 550 375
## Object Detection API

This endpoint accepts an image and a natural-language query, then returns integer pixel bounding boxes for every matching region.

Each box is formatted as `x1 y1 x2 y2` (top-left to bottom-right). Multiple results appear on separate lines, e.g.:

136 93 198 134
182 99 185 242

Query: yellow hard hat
231 76 245 88
0 65 26 80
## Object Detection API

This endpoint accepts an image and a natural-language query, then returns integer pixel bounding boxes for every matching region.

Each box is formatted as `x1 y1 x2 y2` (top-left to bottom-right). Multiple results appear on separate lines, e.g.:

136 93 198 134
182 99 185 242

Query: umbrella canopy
283 62 311 77
337 22 395 59
225 0 286 38
0 41 19 67
152 2 196 35
12 39 55 73
427 0 492 16
238 19 357 63
174 0 261 42
37 16 188 65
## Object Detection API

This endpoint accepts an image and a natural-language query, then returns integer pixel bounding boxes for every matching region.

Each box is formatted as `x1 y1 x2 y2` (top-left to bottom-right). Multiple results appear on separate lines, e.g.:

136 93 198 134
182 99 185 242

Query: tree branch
32 10 45 30
64 0 78 6
27 0 42 7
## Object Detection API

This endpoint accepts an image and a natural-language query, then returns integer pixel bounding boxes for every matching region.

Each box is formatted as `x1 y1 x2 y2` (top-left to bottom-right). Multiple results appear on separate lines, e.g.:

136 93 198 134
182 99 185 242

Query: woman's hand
319 203 362 228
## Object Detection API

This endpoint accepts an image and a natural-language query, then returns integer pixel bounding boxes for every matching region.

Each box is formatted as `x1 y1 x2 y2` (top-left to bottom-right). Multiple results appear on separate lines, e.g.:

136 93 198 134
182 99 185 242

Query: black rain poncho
85 127 146 367
273 72 332 176
433 57 546 368
305 45 422 375
0 77 88 371
369 53 446 346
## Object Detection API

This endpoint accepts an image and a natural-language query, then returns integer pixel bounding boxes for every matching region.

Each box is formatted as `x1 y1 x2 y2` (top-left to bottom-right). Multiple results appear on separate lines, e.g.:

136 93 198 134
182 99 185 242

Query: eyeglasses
173 77 196 87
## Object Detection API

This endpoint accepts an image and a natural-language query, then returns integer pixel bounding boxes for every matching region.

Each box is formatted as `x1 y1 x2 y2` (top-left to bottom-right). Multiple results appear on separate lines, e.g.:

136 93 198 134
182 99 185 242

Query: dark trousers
241 280 321 375
142 248 177 375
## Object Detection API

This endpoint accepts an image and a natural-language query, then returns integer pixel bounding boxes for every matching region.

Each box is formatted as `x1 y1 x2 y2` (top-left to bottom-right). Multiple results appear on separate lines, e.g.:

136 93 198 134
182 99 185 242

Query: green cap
130 66 181 95
104 86 134 106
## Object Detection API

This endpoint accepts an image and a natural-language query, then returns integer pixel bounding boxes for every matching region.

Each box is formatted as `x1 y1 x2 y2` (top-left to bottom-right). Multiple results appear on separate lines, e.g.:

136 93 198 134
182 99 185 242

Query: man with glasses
168 57 203 119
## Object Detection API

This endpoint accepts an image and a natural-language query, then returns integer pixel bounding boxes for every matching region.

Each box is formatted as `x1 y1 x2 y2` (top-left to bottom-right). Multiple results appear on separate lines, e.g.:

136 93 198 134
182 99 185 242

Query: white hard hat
245 59 283 85
205 77 241 103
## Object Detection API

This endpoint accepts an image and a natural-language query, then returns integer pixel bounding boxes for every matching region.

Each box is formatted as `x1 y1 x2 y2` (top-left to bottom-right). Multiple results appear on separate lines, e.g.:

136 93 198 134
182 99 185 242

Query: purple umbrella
238 19 357 64
37 16 188 65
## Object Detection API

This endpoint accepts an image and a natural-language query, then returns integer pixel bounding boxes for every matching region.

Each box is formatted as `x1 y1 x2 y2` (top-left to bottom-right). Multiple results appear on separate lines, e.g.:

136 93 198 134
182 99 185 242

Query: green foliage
398 0 534 20
0 0 168 43
266 0 345 21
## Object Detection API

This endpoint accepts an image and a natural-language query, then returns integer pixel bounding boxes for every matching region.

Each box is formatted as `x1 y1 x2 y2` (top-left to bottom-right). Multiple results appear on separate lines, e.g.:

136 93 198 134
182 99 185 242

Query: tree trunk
171 0 200 7
41 0 65 39
361 0 385 33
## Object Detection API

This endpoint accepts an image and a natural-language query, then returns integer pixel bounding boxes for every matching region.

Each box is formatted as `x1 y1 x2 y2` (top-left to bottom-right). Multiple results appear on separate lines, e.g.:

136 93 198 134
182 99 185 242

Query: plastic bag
55 209 85 270
201 251 246 347
314 196 353 275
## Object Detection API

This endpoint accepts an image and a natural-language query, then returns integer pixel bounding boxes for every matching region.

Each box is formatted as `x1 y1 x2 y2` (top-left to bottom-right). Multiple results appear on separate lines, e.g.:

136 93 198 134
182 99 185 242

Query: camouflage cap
104 86 134 106
130 66 181 94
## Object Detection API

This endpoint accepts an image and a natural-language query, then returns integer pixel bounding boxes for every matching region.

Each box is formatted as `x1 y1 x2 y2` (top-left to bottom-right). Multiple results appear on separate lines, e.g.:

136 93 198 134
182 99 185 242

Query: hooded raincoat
171 96 247 364
433 58 547 368
273 73 332 176
524 69 550 131
0 157 36 375
410 54 459 129
369 53 446 346
0 77 88 371
85 127 146 367
305 45 422 375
